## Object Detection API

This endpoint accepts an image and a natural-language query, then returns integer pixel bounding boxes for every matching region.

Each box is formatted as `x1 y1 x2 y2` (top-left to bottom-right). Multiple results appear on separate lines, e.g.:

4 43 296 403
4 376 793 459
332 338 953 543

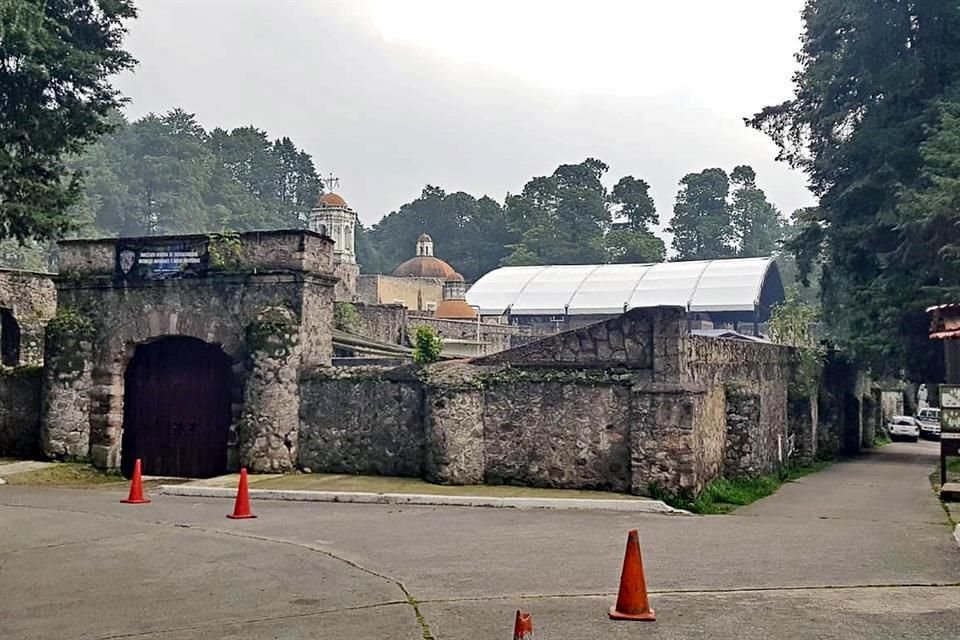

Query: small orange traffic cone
226 468 256 519
512 609 533 639
608 529 656 621
121 458 151 504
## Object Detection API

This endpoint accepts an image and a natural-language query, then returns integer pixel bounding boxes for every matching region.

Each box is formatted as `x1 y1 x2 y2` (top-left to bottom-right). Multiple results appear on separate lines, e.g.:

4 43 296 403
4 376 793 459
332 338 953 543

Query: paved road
1 442 957 639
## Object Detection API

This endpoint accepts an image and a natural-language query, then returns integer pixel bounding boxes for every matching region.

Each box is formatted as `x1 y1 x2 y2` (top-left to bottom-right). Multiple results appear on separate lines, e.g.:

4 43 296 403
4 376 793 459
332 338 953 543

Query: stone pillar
629 385 705 496
40 319 95 461
651 307 684 382
423 386 485 485
238 307 302 472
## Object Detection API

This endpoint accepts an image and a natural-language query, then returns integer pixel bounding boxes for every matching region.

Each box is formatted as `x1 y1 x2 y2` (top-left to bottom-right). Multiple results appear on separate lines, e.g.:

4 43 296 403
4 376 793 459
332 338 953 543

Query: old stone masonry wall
297 307 804 496
42 231 337 473
0 269 57 366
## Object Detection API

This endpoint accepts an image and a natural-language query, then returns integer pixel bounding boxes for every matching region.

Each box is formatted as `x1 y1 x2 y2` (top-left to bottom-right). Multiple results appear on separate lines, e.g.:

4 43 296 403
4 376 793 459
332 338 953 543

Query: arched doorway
1 309 20 366
121 336 232 478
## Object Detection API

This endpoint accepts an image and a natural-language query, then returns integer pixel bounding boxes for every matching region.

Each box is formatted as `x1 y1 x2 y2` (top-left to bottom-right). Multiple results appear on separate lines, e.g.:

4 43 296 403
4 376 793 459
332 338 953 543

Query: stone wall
0 269 57 366
291 307 804 496
299 367 424 476
408 316 540 354
0 367 42 458
480 380 632 491
473 308 657 369
682 336 792 477
351 303 408 345
880 390 905 424
332 262 359 302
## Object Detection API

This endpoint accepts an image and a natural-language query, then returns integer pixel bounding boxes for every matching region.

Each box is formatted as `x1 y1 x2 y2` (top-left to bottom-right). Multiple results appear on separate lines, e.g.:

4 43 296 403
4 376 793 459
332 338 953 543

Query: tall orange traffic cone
608 529 656 621
226 468 256 519
512 610 533 639
121 458 151 504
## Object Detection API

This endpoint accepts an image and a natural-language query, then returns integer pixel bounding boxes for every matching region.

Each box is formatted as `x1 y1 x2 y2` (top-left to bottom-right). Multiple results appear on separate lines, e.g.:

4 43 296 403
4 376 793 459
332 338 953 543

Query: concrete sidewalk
159 471 681 513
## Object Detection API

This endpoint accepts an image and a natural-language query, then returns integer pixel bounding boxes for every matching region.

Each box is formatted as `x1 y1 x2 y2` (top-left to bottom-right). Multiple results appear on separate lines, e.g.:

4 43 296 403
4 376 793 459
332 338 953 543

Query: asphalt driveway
1 441 956 639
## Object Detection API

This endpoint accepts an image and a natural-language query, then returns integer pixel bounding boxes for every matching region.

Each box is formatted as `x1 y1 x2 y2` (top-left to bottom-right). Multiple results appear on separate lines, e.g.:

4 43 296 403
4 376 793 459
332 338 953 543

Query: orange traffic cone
121 458 151 504
513 610 533 639
608 529 656 621
226 468 256 519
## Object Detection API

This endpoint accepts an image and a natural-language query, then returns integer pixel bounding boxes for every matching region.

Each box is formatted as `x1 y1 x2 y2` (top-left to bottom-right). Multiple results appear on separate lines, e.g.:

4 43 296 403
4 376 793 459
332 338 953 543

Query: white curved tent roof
466 257 781 316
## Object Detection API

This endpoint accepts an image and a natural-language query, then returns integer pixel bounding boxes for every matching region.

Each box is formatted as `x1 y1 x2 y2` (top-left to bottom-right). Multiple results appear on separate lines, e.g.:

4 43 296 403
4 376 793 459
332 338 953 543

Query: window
1 309 20 367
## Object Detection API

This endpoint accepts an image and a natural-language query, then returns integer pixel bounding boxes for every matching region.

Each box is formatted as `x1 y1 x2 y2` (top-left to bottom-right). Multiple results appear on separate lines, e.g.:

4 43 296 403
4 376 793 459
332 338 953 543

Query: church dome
392 256 458 279
417 233 432 242
317 192 348 208
435 299 477 320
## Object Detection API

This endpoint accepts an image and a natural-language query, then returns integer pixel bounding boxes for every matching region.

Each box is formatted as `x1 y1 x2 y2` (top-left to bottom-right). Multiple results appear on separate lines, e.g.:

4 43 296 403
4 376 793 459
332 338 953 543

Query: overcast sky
114 0 815 231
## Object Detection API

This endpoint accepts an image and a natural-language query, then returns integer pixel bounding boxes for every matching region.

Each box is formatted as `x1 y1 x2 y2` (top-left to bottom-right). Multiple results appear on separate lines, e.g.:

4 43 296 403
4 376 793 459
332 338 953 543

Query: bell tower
309 178 359 300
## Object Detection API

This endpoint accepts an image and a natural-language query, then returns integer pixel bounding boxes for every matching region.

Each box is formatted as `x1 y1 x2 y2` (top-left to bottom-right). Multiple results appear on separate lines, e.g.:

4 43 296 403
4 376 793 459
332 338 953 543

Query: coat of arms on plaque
119 250 136 274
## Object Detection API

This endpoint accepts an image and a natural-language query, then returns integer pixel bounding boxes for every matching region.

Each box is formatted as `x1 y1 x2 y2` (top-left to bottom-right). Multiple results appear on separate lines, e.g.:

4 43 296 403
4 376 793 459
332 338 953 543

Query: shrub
334 302 360 332
413 325 443 364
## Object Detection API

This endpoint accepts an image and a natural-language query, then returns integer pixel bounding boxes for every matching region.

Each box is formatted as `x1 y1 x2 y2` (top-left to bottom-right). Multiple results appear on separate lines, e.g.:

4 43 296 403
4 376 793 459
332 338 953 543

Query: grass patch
874 433 892 447
651 460 833 514
929 457 960 489
785 459 833 482
3 463 125 487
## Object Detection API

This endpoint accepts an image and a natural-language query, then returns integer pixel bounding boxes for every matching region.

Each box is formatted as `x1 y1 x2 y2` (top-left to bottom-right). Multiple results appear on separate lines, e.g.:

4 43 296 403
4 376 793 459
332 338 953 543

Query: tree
601 229 665 263
729 165 784 258
747 0 960 378
0 0 137 243
601 175 665 263
611 176 657 230
503 158 610 265
668 168 734 260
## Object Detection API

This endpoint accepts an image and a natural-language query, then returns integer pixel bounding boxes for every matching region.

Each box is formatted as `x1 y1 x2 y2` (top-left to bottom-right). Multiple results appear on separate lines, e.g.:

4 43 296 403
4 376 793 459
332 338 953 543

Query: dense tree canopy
70 109 321 236
748 0 960 378
0 0 137 242
361 159 668 278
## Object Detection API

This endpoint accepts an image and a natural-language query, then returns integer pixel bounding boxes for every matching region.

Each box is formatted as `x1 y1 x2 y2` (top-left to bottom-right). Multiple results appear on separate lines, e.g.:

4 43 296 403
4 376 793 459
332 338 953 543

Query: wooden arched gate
121 336 232 478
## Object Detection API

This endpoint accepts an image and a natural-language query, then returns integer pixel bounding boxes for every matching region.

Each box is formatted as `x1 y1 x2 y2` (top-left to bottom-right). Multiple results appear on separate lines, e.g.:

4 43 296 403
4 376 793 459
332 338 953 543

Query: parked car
887 416 920 442
916 407 941 440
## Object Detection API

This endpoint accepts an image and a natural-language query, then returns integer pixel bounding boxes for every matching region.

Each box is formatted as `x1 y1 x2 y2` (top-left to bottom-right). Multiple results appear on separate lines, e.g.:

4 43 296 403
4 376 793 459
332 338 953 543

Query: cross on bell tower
325 173 340 192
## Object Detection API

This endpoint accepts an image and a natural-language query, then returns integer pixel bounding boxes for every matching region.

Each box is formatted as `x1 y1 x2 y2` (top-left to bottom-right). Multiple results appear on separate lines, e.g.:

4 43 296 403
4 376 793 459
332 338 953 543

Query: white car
887 416 920 442
916 408 941 440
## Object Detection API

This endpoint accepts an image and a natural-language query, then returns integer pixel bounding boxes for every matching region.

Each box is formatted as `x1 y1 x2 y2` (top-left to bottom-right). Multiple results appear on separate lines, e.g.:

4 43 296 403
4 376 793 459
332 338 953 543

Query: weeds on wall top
208 231 243 270
769 288 823 398
334 302 360 333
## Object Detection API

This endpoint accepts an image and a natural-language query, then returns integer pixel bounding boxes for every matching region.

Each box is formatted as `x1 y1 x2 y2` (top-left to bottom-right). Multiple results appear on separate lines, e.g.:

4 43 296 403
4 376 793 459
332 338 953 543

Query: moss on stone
0 364 42 378
246 307 297 357
46 307 95 341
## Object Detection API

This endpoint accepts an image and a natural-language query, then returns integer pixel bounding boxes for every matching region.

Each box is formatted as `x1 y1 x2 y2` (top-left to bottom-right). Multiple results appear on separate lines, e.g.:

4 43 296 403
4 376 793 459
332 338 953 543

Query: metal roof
466 257 782 316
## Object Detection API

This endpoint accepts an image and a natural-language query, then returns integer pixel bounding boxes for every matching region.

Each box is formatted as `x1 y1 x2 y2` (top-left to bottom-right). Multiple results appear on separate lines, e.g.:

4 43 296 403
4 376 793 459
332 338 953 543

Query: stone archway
120 336 232 478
